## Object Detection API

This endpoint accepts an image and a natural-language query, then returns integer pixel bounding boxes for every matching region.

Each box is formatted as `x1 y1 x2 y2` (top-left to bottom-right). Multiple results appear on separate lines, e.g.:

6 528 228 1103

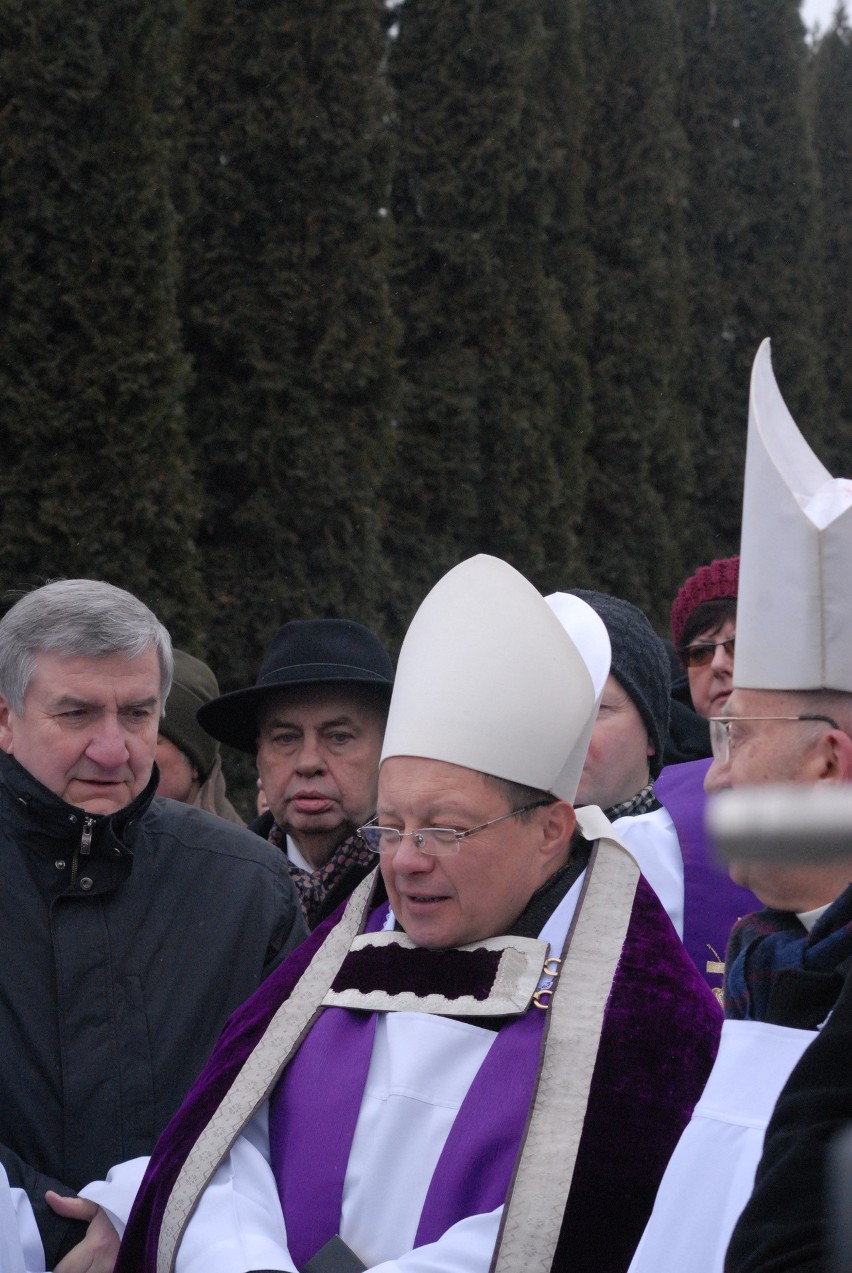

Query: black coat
0 752 307 1264
662 675 712 766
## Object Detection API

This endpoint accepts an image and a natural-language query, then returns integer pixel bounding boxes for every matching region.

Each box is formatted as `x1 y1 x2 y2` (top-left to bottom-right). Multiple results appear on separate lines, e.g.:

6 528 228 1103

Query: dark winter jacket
0 750 307 1265
662 674 712 765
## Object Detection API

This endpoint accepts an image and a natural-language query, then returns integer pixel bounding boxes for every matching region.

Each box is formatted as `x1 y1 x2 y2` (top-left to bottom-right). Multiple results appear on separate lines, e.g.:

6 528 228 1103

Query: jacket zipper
70 815 95 887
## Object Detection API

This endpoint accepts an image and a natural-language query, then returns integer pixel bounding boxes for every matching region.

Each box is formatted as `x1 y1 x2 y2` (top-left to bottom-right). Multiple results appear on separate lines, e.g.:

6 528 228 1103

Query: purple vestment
115 876 721 1273
269 903 547 1267
656 759 760 994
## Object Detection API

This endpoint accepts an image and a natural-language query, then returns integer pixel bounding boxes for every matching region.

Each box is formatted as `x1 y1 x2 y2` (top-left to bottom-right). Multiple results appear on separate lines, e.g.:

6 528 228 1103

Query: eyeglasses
680 636 736 668
707 714 840 765
358 801 554 857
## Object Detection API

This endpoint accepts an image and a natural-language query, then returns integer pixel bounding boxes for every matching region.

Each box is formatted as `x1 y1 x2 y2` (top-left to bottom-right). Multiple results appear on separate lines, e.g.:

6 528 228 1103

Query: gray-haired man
0 579 306 1271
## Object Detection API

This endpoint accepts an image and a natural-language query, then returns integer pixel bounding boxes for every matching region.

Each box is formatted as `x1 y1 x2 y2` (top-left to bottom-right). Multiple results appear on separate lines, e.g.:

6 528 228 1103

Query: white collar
286 836 315 873
796 902 831 933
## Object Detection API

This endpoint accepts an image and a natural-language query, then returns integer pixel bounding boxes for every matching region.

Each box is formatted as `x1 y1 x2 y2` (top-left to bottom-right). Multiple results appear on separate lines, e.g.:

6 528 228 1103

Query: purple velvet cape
656 758 761 992
115 876 722 1273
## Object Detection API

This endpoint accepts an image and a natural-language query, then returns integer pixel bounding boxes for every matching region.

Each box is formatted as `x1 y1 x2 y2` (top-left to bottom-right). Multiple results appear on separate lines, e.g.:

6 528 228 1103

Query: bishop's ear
538 799 577 863
825 727 852 784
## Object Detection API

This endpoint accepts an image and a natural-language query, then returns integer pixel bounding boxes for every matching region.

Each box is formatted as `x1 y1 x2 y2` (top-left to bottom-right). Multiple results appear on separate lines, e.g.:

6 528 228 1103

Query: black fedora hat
197 619 394 753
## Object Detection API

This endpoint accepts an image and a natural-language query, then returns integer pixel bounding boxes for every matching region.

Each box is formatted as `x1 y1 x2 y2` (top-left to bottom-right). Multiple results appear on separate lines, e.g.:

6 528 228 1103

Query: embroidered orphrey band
491 831 640 1273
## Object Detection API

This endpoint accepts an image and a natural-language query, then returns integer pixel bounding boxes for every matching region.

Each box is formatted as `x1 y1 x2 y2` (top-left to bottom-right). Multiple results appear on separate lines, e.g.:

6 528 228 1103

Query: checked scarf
268 823 375 928
724 882 852 1022
604 783 660 822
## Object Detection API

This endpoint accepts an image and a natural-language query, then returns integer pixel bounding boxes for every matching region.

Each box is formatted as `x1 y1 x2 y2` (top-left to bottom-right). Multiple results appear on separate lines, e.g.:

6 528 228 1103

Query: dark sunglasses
680 636 735 668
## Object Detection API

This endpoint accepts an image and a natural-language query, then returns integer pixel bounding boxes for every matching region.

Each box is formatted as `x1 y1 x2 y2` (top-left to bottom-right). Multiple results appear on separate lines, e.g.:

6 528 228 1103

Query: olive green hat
160 649 221 779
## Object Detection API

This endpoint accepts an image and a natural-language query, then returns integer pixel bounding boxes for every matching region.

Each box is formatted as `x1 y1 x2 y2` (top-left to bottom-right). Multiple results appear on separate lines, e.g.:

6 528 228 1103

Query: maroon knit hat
670 555 739 650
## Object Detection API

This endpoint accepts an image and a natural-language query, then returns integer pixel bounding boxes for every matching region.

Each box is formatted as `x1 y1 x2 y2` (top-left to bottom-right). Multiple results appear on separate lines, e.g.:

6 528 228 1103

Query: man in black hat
199 619 394 929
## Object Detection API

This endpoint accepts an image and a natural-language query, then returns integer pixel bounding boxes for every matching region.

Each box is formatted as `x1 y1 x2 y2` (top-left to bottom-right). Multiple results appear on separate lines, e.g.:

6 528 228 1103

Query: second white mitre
736 337 852 693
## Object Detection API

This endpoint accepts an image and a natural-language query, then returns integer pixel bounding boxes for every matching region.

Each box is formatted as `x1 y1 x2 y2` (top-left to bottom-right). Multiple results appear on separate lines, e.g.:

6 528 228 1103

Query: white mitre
736 338 852 691
380 556 611 802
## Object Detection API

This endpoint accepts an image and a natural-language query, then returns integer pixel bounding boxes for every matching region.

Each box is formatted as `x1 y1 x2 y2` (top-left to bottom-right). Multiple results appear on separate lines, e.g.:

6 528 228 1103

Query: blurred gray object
708 786 852 862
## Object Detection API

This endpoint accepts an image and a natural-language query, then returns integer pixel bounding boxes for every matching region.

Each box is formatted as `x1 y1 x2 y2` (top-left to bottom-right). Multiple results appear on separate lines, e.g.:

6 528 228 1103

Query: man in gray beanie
550 589 753 995
567 590 671 818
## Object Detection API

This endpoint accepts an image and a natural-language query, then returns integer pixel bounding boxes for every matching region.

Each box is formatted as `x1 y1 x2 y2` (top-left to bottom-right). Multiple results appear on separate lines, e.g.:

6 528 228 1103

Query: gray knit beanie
160 649 221 780
569 590 671 778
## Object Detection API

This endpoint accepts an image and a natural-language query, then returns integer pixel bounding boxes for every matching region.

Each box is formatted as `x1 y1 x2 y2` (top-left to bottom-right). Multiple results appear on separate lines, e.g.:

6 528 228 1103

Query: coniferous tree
386 0 589 633
539 0 593 587
578 0 693 625
179 0 399 688
679 0 826 561
475 0 591 593
809 5 852 475
0 1 203 639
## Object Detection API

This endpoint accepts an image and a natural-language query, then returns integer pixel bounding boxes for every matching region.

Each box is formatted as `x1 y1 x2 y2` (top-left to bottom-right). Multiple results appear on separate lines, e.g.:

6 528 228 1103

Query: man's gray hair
0 580 174 714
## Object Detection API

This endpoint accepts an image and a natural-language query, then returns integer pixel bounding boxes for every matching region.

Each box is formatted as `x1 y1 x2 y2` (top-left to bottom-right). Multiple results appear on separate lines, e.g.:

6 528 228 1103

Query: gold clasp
533 956 562 1009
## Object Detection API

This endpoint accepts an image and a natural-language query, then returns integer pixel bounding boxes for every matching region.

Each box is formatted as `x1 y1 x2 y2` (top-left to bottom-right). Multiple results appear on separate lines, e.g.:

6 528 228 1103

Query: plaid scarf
724 882 852 1021
604 783 660 822
268 823 375 928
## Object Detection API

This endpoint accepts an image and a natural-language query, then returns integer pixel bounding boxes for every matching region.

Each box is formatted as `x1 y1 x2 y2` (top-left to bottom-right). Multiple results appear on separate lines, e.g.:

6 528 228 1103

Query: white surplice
167 876 584 1273
611 806 684 937
627 1018 817 1273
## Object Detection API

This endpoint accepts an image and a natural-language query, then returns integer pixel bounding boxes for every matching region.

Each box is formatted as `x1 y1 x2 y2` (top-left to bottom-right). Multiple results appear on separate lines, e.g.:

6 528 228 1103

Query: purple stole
656 759 761 996
270 904 546 1267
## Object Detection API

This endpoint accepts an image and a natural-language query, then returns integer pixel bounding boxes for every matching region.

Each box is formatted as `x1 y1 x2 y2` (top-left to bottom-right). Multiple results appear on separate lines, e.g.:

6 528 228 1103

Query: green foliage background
809 5 852 475
679 0 827 557
0 0 203 640
1 0 849 809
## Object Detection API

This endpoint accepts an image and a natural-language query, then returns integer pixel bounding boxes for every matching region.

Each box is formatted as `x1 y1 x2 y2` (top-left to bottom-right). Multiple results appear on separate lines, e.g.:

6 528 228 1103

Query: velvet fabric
551 877 722 1273
115 877 721 1273
329 941 504 1001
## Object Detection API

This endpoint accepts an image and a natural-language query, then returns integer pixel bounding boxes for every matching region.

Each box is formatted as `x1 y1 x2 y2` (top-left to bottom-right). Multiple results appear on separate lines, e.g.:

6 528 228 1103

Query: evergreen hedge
0 0 845 700
0 0 203 640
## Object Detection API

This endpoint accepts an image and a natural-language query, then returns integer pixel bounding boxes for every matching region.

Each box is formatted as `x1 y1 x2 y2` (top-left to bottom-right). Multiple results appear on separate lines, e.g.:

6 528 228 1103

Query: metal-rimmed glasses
358 800 554 857
680 636 736 668
707 714 840 765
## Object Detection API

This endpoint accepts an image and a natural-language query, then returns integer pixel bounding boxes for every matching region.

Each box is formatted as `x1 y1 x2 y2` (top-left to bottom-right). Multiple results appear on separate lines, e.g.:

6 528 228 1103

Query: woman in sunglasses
662 556 739 770
672 556 739 721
